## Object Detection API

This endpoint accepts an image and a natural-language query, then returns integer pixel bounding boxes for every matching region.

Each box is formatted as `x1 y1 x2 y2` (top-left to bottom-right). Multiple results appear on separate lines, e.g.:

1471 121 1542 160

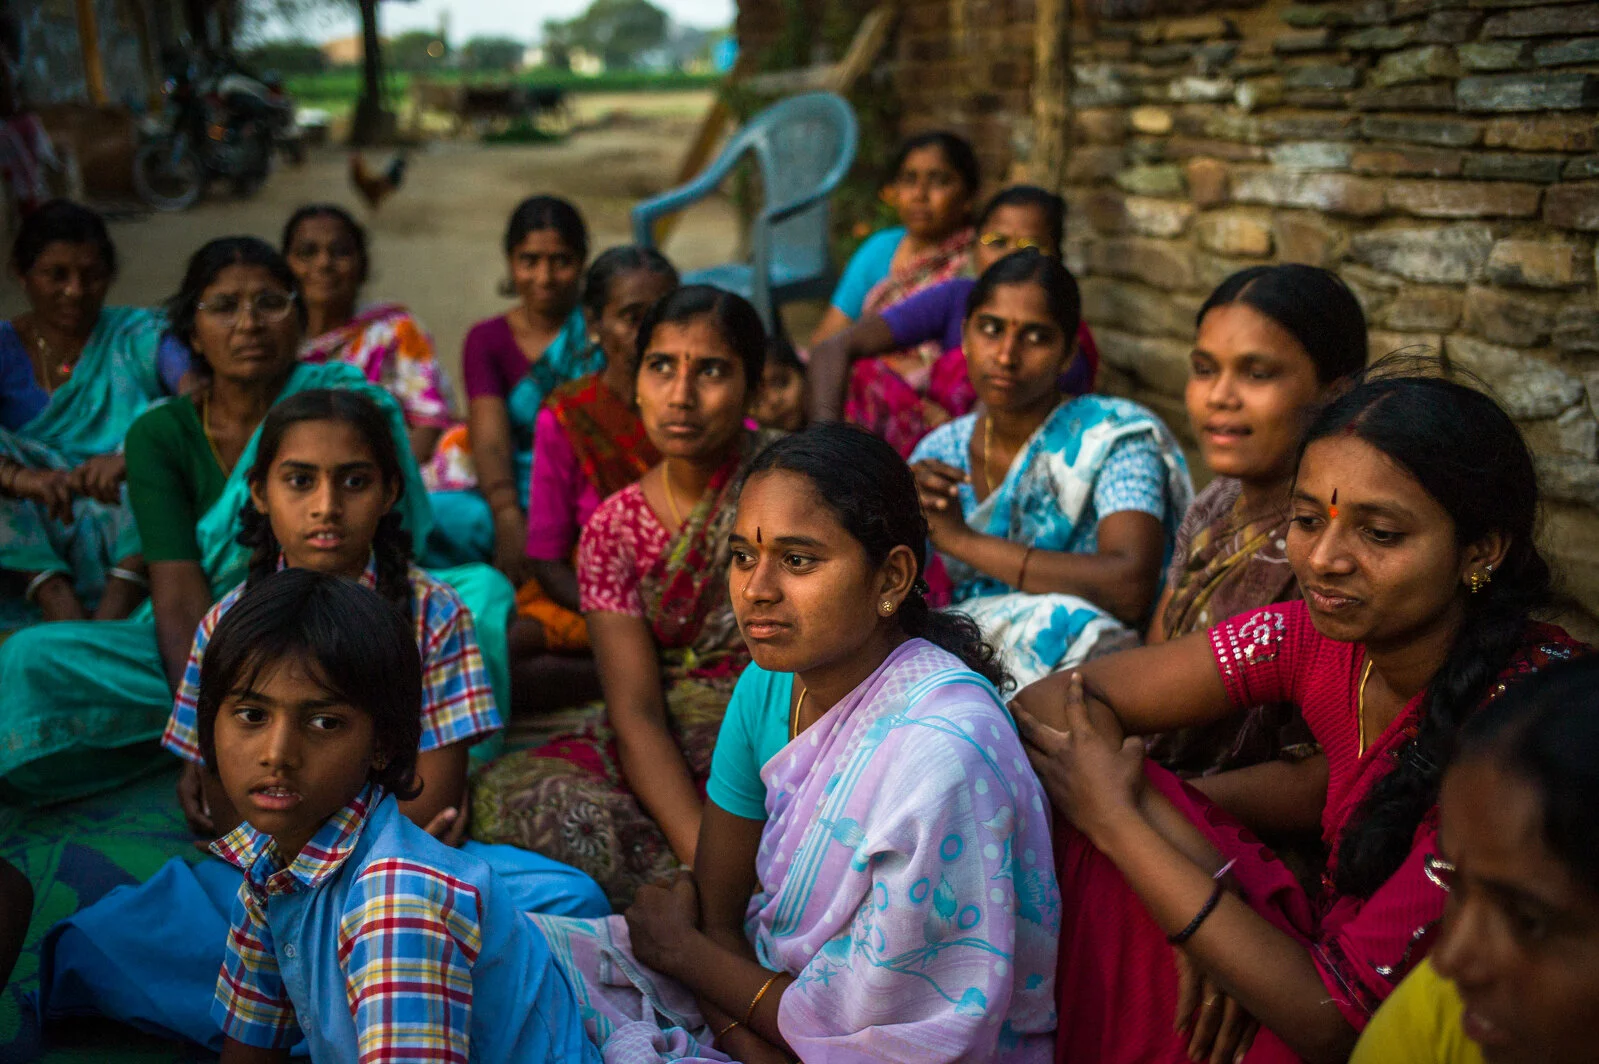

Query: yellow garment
1351 960 1486 1064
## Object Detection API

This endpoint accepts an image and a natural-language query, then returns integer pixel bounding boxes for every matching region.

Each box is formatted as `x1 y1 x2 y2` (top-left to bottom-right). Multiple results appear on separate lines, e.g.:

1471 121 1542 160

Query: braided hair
236 389 414 617
1306 370 1553 899
742 423 1011 691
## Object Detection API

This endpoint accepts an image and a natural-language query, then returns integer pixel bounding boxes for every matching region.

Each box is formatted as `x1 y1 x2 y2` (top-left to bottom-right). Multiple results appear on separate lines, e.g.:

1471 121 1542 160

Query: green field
286 68 719 112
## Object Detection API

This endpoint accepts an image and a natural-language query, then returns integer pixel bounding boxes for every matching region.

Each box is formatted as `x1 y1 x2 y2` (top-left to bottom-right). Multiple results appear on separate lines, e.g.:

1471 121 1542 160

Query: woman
1147 265 1368 798
1352 655 1599 1064
514 245 678 668
472 285 776 908
0 200 174 625
532 422 1059 1063
1013 369 1585 1063
0 237 512 804
425 195 600 573
909 250 1190 689
809 185 1100 456
282 203 455 464
810 131 979 347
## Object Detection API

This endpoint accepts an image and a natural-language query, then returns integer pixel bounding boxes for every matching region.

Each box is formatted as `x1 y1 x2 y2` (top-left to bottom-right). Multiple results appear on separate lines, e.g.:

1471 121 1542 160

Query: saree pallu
1054 620 1584 1063
0 361 516 804
0 307 165 627
845 228 974 453
1148 477 1313 777
515 375 661 651
299 302 455 432
471 432 777 907
423 309 601 566
531 639 1061 1063
911 396 1193 690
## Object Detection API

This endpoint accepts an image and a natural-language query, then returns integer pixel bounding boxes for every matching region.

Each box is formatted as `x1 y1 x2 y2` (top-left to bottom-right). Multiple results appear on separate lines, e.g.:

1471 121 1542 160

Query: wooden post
1032 0 1071 189
74 0 110 105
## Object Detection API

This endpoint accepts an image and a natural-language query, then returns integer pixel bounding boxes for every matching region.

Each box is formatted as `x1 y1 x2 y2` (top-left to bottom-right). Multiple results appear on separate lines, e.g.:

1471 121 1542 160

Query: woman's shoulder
853 226 907 259
464 314 514 349
909 411 977 465
1061 392 1165 428
1178 476 1243 536
127 394 199 443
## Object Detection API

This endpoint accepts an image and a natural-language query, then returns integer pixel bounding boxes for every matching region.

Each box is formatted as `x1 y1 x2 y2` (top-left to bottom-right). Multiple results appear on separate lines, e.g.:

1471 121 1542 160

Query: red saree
1054 602 1585 1062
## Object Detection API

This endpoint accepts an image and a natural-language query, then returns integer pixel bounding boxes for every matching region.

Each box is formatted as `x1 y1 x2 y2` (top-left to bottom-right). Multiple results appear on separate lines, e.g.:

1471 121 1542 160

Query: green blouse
124 397 227 563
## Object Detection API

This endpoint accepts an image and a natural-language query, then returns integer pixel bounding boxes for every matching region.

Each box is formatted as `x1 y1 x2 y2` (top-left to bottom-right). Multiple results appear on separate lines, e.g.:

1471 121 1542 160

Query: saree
516 374 661 650
1147 477 1314 777
531 638 1061 1063
472 430 779 908
0 307 166 627
1053 603 1584 1063
910 396 1193 690
424 308 601 566
844 227 975 456
299 302 454 433
0 360 516 804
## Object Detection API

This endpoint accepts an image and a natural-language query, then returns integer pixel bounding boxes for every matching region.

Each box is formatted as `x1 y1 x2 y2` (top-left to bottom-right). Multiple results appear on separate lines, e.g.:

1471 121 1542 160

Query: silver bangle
107 566 150 590
24 570 65 603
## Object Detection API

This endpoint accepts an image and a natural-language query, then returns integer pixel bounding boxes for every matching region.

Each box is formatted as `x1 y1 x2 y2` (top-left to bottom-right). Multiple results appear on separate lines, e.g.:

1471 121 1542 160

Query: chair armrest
630 141 750 245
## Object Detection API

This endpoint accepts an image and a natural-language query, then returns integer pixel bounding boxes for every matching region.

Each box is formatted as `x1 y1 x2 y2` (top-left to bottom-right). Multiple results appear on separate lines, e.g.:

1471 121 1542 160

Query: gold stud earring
881 600 894 615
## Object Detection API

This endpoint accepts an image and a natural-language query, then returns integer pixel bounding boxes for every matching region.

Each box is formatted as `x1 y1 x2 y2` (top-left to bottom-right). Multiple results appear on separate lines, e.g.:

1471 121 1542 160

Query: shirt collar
211 781 384 896
274 552 379 590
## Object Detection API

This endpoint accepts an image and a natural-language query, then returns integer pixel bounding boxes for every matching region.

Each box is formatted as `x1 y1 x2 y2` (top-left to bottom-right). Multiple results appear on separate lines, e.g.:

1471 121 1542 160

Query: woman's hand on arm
806 315 895 423
1016 675 1356 1063
468 396 535 586
399 741 471 845
527 558 581 614
10 467 76 522
68 454 128 505
148 560 213 692
589 611 705 865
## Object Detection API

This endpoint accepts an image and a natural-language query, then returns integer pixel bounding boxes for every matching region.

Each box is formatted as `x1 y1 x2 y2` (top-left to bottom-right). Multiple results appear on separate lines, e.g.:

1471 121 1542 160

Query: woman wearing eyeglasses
0 237 493 804
809 186 1100 456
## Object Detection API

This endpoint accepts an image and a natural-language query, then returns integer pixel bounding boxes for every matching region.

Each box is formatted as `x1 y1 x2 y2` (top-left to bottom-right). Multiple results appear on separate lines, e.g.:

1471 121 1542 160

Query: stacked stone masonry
735 0 1599 628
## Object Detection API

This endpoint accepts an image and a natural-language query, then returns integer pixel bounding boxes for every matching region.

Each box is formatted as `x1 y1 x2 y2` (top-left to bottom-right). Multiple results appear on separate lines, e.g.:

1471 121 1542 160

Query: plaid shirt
210 783 484 1060
162 560 501 764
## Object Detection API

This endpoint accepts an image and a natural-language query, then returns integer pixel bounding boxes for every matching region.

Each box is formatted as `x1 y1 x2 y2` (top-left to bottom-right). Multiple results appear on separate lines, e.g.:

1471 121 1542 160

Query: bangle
1017 545 1035 591
24 569 62 603
743 971 783 1026
1168 880 1225 946
714 1019 741 1042
108 565 150 590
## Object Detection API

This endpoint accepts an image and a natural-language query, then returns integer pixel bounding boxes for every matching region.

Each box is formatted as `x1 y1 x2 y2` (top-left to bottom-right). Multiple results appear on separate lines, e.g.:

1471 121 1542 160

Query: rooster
348 151 408 209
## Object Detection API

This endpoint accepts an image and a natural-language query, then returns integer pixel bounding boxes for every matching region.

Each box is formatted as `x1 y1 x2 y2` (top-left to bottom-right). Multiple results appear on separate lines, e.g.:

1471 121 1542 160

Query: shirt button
283 944 297 959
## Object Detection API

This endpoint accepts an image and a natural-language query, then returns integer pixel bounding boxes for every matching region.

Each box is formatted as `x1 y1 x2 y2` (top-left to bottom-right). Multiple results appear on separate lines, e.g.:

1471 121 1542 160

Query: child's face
754 363 807 432
249 420 398 578
213 653 378 862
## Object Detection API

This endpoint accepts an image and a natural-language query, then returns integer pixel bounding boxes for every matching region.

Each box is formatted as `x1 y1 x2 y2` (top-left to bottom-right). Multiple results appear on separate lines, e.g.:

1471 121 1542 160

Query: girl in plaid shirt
199 568 597 1063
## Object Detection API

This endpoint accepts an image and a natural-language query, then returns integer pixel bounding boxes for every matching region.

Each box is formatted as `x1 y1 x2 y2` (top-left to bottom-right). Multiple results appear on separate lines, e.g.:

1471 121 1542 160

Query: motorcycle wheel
132 140 202 211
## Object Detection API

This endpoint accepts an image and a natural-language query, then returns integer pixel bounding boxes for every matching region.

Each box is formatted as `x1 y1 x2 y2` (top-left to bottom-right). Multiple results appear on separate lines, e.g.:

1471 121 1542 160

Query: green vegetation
285 68 718 112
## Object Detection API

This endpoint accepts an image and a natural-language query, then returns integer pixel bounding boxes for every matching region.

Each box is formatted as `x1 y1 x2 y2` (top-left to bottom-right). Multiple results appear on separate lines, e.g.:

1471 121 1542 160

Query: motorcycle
133 58 294 211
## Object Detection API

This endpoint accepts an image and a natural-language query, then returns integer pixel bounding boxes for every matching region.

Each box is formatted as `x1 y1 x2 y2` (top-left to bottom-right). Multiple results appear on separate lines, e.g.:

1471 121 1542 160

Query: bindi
1329 489 1339 519
755 527 762 544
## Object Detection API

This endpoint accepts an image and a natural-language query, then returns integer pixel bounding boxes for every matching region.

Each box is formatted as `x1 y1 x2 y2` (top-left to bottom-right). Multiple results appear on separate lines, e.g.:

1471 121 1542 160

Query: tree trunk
351 0 390 145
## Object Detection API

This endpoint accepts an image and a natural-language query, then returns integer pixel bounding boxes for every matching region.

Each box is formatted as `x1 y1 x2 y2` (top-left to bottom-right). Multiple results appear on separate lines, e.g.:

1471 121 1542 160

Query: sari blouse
575 483 670 619
1208 601 1583 1026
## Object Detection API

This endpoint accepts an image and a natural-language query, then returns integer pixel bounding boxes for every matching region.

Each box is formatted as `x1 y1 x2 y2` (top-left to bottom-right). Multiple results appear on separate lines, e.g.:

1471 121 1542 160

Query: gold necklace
26 327 73 392
200 392 228 472
981 413 1002 496
1356 658 1375 758
789 686 808 741
661 459 683 527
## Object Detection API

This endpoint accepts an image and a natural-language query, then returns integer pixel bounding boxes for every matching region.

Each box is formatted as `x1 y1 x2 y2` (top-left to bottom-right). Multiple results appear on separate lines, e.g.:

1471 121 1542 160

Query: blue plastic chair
632 92 859 332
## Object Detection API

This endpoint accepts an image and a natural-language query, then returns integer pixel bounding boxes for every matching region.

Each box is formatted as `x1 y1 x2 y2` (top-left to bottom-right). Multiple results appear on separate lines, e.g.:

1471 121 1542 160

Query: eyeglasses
979 232 1043 253
196 291 297 326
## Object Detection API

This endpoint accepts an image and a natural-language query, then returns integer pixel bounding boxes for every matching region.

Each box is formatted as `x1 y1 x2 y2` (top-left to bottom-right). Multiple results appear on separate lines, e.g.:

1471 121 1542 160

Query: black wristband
1168 881 1225 946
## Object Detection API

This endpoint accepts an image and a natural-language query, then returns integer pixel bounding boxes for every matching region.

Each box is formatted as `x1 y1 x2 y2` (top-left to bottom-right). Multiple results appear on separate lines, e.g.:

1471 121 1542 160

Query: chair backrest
731 92 858 282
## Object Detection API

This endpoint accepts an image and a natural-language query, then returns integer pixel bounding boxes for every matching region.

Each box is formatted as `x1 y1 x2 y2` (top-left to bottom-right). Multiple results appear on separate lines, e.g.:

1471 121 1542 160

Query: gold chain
789 686 808 741
200 392 228 473
980 413 1000 496
26 326 73 392
662 459 683 527
1356 657 1375 758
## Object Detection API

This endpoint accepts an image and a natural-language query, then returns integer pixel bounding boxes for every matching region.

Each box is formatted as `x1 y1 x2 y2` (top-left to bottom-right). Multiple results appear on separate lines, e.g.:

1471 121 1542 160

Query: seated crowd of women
0 125 1593 1064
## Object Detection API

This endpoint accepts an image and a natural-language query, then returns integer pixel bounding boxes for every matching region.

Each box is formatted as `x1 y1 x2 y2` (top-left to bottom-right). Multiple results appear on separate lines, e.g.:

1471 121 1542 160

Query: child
37 389 604 1052
752 336 808 432
200 568 598 1061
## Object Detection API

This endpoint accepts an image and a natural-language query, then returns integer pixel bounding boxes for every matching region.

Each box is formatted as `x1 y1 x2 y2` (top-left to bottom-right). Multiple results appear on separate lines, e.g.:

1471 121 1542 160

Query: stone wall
733 0 1599 628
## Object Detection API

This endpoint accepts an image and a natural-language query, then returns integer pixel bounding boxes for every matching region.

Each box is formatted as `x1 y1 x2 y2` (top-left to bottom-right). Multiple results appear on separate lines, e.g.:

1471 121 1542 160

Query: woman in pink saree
1013 369 1586 1064
533 423 1059 1063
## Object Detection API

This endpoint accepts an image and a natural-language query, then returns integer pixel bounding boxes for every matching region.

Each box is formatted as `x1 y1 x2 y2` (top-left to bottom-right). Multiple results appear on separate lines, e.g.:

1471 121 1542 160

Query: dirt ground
0 90 806 396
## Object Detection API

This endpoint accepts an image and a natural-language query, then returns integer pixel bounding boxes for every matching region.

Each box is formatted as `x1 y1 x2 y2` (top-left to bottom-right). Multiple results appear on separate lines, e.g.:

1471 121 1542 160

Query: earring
880 600 894 615
1467 567 1493 594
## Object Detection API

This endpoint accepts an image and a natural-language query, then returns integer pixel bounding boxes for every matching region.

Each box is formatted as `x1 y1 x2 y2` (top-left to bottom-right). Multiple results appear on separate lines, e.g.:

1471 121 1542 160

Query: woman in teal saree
0 237 514 805
0 201 176 626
